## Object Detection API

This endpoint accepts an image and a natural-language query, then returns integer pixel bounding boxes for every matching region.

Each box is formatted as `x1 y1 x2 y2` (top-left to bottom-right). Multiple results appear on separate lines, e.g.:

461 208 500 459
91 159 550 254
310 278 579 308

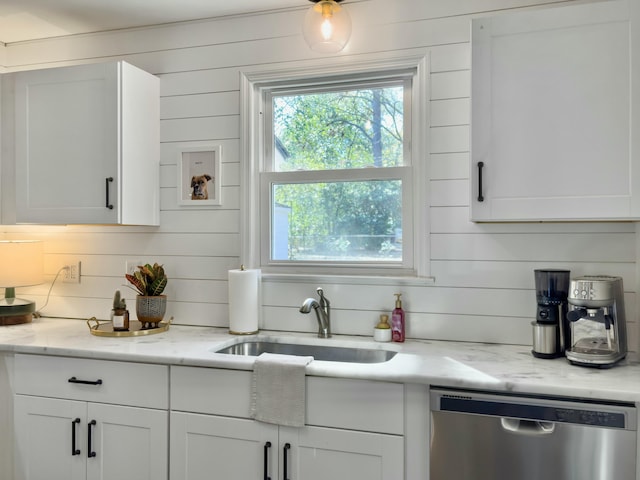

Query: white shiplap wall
1 0 636 353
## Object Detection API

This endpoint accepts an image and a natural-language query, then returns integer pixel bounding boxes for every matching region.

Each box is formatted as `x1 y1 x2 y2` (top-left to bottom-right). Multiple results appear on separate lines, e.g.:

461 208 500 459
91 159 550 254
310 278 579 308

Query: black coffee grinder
532 269 570 358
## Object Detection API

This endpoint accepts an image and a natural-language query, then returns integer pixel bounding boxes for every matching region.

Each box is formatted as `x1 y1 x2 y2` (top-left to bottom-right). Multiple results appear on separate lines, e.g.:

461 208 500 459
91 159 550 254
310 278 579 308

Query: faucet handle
316 287 329 307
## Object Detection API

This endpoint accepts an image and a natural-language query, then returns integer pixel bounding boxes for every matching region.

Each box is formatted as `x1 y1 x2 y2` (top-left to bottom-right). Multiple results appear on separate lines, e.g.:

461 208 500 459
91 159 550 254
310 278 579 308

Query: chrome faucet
300 287 331 338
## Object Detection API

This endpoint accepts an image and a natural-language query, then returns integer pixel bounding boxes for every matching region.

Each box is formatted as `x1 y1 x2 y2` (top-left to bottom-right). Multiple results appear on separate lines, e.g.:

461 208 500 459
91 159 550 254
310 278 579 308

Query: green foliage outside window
271 85 404 261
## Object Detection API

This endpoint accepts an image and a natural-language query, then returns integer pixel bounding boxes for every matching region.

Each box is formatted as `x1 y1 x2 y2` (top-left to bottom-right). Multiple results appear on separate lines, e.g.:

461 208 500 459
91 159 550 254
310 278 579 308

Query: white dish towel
250 352 313 427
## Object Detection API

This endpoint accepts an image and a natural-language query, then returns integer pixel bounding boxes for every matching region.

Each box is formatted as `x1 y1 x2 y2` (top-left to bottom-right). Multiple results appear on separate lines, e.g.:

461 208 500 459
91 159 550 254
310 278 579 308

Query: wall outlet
62 261 81 284
126 260 142 276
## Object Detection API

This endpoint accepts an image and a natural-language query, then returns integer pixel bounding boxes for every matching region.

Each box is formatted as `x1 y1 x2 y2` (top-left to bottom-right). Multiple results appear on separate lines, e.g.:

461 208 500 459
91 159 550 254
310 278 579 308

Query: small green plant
112 290 127 309
125 263 167 296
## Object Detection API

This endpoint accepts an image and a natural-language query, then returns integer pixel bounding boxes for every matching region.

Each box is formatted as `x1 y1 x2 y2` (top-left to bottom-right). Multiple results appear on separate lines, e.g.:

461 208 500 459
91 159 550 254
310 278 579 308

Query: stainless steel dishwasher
430 388 637 480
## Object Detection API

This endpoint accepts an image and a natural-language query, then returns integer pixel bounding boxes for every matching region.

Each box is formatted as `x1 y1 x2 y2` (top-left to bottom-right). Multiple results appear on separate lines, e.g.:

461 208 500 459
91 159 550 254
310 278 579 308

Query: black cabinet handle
263 441 272 480
283 443 291 480
105 177 114 210
477 161 485 202
71 418 81 456
88 420 97 458
68 377 103 386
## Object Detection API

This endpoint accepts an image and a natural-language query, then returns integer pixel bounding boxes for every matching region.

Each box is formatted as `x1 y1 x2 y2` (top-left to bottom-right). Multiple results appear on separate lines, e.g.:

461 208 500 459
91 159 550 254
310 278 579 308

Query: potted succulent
111 290 130 331
125 263 168 328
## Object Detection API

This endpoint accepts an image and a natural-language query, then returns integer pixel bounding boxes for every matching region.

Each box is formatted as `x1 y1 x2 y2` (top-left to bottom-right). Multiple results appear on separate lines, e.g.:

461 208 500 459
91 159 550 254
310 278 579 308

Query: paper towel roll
228 267 260 334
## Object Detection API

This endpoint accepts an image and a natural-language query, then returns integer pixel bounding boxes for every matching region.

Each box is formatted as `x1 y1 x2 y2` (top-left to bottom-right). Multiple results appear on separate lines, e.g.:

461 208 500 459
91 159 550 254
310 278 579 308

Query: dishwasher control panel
554 408 623 428
431 388 636 430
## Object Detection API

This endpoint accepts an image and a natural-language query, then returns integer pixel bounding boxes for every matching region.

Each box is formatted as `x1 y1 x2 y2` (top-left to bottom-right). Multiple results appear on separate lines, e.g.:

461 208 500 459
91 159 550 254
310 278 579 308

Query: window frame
263 76 412 273
240 54 431 281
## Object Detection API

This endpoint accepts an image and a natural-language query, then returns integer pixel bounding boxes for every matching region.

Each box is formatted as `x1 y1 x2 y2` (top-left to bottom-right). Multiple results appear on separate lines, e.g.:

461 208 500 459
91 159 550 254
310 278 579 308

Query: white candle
228 267 260 334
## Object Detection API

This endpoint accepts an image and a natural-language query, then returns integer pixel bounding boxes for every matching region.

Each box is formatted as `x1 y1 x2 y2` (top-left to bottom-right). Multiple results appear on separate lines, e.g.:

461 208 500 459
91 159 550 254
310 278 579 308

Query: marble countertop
2 317 639 403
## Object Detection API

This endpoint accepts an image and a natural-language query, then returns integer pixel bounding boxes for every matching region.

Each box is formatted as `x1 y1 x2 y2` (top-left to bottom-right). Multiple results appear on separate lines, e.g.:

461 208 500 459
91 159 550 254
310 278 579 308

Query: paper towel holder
228 265 260 335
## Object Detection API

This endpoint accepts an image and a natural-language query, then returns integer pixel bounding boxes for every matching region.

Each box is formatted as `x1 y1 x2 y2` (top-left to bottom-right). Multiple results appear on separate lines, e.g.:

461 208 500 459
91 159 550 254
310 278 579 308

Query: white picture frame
177 145 222 206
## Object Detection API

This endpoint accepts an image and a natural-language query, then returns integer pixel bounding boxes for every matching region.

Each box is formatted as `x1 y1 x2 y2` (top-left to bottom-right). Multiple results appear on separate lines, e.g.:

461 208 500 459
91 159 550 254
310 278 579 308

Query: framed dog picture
178 145 222 206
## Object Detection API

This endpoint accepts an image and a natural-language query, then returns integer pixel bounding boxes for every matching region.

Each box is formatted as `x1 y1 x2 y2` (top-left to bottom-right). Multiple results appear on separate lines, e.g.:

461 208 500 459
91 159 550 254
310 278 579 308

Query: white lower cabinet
14 396 86 480
15 396 167 480
13 354 169 480
170 366 405 480
170 413 275 479
283 425 403 480
11 355 405 480
171 412 403 480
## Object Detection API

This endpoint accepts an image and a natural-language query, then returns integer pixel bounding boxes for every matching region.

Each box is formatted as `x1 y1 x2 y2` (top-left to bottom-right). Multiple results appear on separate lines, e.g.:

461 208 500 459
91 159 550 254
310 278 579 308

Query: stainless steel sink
213 341 397 363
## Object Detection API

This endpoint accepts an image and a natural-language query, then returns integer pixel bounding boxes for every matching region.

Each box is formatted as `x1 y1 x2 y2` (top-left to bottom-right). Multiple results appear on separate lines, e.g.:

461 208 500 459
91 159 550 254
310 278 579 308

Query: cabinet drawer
170 366 404 434
307 376 404 435
171 366 253 417
14 354 168 409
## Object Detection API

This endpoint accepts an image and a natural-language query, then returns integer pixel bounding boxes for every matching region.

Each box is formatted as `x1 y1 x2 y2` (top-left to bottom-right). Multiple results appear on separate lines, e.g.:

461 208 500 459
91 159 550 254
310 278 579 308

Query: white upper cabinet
471 0 639 221
14 61 160 225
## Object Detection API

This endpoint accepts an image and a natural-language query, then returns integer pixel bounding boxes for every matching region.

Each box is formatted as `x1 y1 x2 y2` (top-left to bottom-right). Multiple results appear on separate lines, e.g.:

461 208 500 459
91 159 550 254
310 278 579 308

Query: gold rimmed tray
87 317 172 337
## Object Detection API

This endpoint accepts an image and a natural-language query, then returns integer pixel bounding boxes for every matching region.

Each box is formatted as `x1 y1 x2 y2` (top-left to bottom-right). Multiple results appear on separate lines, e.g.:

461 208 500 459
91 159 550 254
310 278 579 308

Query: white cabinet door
170 412 277 480
14 395 86 480
14 61 159 225
170 367 405 480
15 395 167 480
282 425 404 480
170 413 404 480
471 0 639 221
86 403 168 480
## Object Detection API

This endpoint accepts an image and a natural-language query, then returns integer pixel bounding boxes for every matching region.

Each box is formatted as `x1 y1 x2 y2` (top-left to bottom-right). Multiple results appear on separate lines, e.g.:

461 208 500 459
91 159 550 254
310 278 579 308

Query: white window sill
262 273 435 287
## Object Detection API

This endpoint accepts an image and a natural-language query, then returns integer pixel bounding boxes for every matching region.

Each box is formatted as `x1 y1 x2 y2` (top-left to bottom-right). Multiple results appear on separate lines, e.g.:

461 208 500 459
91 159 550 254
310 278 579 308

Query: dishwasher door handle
501 418 555 435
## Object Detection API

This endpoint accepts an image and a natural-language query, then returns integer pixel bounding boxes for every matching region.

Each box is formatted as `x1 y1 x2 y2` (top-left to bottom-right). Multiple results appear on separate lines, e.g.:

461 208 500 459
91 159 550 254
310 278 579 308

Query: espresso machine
532 269 570 358
566 276 627 367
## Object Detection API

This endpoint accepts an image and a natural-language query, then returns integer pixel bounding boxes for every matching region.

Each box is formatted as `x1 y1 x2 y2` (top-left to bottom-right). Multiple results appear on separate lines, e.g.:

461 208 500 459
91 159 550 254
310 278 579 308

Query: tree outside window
268 82 407 263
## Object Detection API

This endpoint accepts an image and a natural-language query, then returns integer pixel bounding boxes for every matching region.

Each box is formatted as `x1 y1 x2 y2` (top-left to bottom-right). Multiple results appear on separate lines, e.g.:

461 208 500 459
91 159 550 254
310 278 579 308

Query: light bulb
321 18 333 40
302 0 352 54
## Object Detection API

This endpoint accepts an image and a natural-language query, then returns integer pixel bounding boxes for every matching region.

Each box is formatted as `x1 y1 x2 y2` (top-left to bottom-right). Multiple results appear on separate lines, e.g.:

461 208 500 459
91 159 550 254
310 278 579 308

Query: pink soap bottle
391 293 405 342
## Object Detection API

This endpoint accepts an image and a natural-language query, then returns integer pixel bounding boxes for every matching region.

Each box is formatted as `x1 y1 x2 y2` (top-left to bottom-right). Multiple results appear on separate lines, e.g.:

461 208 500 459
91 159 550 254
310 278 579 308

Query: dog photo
178 146 222 206
191 174 212 200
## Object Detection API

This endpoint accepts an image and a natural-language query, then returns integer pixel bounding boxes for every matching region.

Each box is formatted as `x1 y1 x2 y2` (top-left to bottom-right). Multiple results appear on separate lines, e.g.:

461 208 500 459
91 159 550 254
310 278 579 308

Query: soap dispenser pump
374 314 392 342
391 293 405 342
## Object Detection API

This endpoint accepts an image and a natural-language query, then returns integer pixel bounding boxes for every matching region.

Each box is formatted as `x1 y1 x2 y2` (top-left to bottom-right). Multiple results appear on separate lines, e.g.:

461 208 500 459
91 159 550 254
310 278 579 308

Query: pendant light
302 0 352 54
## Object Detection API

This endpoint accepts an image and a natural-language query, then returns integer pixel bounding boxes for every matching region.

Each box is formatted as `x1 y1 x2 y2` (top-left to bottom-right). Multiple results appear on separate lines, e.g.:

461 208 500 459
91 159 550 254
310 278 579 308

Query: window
242 57 428 278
